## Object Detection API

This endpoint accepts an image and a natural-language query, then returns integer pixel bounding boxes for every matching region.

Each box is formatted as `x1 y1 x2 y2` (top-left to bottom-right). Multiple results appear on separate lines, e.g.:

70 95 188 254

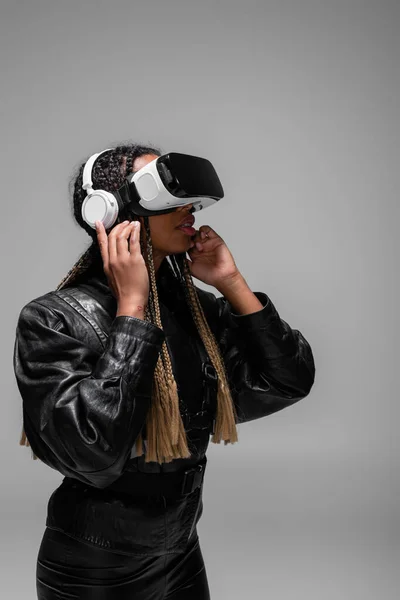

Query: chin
171 236 193 252
167 243 191 256
158 232 192 256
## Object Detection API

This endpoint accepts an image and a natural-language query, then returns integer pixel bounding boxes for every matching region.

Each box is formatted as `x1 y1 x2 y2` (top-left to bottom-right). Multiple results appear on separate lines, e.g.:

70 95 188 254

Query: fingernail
196 242 202 250
200 231 206 240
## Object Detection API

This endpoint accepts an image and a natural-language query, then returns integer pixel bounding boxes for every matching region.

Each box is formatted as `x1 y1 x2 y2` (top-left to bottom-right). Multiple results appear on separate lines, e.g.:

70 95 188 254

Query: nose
178 203 194 212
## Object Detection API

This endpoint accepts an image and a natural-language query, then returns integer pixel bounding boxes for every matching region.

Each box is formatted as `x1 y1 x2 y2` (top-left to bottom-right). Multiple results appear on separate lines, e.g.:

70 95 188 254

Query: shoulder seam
24 298 65 331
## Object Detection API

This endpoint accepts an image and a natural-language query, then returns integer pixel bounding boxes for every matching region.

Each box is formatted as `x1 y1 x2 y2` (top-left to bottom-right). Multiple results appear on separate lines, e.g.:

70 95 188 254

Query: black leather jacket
13 258 315 556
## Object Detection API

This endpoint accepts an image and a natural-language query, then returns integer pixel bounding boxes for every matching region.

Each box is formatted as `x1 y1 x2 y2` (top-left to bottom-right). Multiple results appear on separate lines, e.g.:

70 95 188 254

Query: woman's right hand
95 219 150 314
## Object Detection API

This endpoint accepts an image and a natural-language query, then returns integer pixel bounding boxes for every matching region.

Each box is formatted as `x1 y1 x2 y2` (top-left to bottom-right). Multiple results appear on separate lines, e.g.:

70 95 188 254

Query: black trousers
36 526 211 599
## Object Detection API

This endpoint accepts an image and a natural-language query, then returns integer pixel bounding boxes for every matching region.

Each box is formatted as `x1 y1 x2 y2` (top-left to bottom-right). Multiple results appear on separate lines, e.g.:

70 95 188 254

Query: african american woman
13 143 316 599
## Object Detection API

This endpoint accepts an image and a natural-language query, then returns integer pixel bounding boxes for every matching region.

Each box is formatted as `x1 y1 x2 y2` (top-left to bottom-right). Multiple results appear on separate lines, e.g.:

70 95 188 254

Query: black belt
106 456 207 500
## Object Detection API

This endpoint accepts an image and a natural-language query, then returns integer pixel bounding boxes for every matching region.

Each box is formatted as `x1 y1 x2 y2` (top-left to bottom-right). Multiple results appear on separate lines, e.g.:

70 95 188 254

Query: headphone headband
82 148 114 192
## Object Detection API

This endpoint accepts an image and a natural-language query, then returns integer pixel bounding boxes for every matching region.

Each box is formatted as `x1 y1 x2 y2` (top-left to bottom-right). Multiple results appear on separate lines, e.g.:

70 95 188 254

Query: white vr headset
81 148 225 230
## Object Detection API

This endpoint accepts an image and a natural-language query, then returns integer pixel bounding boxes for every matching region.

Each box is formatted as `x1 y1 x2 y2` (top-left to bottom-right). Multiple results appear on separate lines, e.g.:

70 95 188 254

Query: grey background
2 0 398 598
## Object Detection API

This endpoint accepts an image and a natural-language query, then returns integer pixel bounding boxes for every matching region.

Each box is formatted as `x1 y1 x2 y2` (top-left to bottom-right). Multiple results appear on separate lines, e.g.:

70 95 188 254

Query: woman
13 143 316 599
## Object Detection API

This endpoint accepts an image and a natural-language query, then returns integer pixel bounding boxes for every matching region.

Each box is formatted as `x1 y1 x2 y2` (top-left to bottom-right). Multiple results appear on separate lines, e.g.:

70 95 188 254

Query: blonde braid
133 218 191 463
180 257 239 445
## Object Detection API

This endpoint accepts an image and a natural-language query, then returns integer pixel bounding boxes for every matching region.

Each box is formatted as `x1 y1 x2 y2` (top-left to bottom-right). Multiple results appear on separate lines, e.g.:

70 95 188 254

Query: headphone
81 148 121 230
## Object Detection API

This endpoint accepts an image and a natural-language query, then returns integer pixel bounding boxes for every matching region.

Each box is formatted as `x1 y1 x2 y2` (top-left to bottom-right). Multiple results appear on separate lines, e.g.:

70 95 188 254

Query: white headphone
81 148 120 230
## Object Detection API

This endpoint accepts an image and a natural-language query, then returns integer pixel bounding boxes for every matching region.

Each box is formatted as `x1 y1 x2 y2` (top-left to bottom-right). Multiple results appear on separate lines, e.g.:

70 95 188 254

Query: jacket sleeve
208 290 316 424
13 299 165 488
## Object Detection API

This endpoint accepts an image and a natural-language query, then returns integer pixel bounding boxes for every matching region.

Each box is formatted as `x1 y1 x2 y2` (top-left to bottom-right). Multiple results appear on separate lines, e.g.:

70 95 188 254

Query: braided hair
20 142 238 464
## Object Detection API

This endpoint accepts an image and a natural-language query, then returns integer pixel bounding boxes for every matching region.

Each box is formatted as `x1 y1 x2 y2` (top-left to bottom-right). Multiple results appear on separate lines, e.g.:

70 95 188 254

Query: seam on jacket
56 290 109 349
31 296 107 352
28 292 108 349
28 299 64 332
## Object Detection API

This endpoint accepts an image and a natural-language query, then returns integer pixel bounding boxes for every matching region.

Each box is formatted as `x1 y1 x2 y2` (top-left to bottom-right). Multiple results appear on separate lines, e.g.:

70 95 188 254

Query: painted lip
176 214 195 228
177 225 196 236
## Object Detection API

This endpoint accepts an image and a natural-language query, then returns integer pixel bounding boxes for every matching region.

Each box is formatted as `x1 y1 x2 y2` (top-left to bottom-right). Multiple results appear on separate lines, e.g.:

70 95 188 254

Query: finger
108 220 131 264
194 229 211 249
199 225 224 245
95 220 110 271
191 229 205 244
188 240 203 253
128 221 140 253
116 221 137 255
199 226 213 240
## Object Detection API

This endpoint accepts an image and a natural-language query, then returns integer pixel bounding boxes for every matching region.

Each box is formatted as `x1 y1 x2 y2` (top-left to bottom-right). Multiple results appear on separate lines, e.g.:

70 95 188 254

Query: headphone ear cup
81 190 119 230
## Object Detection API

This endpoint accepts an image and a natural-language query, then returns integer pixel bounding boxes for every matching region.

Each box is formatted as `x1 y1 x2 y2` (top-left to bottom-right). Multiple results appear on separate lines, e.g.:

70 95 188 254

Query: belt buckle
202 362 217 384
181 463 205 496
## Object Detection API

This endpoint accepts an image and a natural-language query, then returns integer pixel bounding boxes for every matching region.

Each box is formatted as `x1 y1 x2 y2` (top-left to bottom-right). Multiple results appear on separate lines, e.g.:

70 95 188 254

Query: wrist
116 300 147 319
216 273 264 315
215 272 247 296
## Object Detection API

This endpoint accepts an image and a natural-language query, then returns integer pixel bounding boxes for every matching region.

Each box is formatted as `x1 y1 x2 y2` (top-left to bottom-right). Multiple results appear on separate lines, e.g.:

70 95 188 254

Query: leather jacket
13 258 315 556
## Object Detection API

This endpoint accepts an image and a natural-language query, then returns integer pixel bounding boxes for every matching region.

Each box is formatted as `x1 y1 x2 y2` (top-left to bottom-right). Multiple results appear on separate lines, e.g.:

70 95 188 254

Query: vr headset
81 148 224 230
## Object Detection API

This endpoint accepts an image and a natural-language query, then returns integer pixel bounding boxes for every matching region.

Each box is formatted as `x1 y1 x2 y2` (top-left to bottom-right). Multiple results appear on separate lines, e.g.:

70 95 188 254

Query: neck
138 231 167 279
154 251 167 279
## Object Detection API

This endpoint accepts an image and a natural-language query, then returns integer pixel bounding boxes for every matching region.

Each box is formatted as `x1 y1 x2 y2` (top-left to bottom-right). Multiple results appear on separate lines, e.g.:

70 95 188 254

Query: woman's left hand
186 226 241 289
